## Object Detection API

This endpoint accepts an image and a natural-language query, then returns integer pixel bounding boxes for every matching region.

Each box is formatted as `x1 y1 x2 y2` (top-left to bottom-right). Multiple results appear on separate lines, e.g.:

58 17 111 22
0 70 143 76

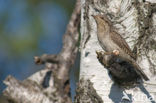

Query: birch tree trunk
76 0 156 103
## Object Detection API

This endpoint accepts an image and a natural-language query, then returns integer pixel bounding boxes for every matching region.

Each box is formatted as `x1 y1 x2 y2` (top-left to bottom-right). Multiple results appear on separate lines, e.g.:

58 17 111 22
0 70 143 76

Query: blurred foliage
0 0 76 95
27 0 75 15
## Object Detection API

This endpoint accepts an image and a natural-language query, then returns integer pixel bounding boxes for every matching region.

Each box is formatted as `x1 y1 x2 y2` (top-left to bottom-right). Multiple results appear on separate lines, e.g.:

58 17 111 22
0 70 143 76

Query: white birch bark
79 0 156 102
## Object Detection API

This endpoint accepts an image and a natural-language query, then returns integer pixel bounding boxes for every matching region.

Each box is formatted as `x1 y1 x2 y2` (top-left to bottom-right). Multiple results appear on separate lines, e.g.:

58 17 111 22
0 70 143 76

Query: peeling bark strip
3 0 80 103
74 79 103 103
80 0 156 102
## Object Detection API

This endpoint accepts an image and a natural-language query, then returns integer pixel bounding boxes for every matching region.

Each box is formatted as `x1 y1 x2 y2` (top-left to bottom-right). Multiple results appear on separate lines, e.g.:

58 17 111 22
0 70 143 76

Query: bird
92 14 149 81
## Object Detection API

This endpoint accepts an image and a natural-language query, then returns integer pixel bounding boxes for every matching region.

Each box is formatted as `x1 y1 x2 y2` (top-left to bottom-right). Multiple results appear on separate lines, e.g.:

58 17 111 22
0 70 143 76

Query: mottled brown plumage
93 15 149 81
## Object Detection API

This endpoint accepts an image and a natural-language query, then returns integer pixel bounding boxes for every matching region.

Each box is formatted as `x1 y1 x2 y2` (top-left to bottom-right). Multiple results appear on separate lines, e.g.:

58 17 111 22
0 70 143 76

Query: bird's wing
110 29 149 81
110 30 136 60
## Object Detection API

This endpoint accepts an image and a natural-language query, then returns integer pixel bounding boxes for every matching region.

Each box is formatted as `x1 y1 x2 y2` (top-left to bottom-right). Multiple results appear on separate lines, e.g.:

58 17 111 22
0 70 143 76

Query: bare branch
3 0 81 102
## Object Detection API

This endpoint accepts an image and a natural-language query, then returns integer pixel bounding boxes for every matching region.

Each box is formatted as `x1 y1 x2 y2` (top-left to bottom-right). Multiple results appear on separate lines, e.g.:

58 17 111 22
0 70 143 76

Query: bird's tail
132 60 149 81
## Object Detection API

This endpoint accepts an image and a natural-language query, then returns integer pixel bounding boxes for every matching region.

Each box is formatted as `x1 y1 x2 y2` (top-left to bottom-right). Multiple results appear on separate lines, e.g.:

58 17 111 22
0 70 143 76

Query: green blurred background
0 0 77 100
